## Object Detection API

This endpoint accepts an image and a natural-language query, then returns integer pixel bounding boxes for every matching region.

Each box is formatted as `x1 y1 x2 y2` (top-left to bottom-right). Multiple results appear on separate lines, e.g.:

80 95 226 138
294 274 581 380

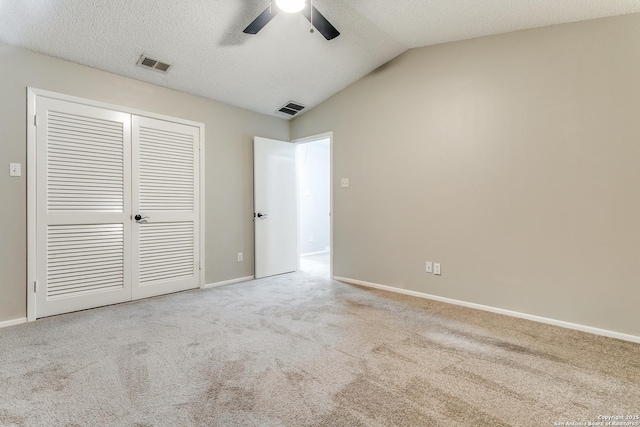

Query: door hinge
199 260 202 270
33 281 37 293
34 115 38 127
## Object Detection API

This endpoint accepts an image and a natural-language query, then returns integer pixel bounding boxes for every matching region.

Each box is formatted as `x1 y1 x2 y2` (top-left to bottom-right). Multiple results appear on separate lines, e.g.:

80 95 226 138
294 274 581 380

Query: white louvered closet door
131 116 200 300
36 97 133 318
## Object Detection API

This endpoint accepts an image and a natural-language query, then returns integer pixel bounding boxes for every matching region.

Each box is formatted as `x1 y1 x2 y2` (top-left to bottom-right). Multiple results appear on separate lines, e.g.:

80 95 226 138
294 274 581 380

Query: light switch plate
434 263 441 275
9 163 21 177
341 178 349 188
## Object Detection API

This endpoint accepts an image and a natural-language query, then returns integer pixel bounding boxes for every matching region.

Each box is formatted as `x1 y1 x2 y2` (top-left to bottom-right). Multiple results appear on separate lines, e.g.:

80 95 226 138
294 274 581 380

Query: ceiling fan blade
302 5 340 40
243 5 280 34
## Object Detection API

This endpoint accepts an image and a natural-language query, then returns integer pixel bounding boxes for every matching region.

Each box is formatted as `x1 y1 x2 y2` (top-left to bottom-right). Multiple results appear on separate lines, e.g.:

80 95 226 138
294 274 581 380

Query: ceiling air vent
277 101 306 117
137 55 172 73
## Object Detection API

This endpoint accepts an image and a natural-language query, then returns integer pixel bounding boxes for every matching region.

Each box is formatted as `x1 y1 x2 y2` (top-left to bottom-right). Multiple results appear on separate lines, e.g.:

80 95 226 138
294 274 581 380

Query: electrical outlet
9 163 21 177
434 263 441 275
425 261 433 273
237 252 243 262
341 178 349 188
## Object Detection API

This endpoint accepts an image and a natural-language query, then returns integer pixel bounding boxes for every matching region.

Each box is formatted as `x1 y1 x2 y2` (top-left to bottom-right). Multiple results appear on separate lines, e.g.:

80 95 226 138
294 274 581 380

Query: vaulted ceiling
1 0 639 118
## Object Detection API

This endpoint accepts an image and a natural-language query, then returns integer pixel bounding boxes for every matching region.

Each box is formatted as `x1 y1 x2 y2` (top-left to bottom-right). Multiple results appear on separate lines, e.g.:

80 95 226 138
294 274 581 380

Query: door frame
26 88 206 322
292 132 333 278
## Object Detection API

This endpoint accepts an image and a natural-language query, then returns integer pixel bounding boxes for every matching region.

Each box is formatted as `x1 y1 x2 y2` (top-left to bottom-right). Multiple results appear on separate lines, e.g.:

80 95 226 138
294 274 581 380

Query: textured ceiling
1 0 640 118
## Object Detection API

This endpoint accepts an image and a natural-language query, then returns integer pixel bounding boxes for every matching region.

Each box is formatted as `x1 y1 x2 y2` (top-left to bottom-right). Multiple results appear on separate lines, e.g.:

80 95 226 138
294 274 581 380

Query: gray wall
0 43 289 323
291 14 640 337
297 139 330 255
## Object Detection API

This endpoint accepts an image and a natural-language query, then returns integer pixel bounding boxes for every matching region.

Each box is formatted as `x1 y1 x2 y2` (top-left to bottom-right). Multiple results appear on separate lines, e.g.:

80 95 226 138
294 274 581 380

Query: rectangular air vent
277 101 307 117
137 55 172 73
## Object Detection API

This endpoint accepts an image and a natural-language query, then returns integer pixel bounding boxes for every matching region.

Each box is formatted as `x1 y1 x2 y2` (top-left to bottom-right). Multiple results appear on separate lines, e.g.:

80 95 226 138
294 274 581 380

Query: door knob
134 214 150 222
257 212 268 219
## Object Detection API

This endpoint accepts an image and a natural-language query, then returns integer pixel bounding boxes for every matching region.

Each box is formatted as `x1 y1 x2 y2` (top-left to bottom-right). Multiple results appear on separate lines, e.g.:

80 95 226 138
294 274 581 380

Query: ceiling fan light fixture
276 0 306 13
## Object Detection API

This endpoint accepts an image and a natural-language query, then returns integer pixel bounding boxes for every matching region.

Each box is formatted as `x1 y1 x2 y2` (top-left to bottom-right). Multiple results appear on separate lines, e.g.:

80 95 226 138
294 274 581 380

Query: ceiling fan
243 0 340 40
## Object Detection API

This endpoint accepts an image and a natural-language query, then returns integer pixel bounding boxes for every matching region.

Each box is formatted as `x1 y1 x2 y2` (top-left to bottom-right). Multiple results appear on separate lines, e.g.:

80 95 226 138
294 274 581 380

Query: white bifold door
131 116 200 300
35 96 200 318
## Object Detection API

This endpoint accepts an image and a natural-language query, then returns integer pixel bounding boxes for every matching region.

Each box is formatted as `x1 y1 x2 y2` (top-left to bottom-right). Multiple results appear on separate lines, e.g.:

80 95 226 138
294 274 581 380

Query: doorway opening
295 136 331 278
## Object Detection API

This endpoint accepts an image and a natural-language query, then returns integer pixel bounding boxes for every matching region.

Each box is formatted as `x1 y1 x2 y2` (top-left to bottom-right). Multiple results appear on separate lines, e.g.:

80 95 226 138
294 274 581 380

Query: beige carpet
1 255 638 426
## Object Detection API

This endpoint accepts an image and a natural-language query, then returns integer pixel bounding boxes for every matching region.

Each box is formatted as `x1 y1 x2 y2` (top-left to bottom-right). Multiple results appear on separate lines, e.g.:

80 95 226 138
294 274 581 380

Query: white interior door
33 92 202 318
36 97 133 317
254 137 298 279
131 116 200 299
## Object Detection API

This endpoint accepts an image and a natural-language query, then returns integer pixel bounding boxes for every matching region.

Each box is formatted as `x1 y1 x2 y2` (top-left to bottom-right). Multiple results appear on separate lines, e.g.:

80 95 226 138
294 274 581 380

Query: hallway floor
299 252 330 278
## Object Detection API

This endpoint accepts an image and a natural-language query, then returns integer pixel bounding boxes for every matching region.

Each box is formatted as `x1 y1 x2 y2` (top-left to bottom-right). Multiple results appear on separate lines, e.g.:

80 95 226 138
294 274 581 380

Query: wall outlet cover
425 261 433 273
9 163 21 177
341 178 349 188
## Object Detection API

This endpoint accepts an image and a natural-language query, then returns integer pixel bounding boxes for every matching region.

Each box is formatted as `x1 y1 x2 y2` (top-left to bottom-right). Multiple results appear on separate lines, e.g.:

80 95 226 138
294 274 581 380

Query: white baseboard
0 318 27 329
204 276 255 289
333 276 640 344
301 250 330 257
